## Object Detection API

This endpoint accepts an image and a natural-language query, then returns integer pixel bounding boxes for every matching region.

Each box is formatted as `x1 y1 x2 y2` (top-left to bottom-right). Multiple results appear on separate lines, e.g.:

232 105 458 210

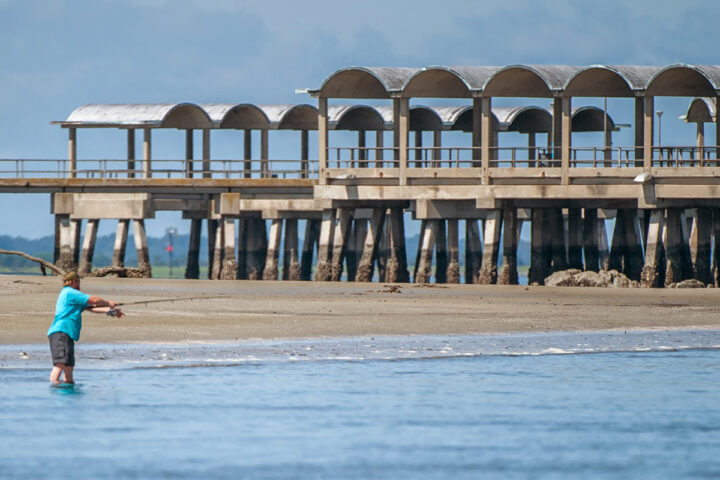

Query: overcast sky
1 0 719 238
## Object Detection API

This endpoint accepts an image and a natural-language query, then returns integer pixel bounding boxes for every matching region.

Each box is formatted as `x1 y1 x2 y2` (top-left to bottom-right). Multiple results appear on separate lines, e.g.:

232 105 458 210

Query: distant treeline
0 231 530 271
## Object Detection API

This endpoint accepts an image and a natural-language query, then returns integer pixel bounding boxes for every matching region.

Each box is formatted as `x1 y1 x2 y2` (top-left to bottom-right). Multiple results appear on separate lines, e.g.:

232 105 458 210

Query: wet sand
1 275 720 345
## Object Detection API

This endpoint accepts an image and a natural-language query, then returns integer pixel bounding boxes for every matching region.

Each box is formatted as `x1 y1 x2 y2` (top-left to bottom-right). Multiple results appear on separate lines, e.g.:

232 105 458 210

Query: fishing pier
3 64 720 287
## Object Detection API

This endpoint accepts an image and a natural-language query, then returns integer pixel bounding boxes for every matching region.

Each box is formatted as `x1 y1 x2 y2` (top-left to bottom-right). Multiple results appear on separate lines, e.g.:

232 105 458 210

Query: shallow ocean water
1 330 720 479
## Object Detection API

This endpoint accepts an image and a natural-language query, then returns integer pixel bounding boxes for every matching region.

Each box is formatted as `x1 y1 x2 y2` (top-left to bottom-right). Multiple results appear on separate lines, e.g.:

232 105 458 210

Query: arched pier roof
682 97 716 123
571 106 618 132
494 106 552 133
646 64 720 96
318 67 420 98
203 104 270 129
402 66 498 98
60 103 212 129
564 65 658 97
328 105 387 130
483 65 580 97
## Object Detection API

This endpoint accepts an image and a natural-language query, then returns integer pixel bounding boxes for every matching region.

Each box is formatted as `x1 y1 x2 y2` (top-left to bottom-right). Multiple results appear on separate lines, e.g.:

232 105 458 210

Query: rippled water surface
1 330 720 479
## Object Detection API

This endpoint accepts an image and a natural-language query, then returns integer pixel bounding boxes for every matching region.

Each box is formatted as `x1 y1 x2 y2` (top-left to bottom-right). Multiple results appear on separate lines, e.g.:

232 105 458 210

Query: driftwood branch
0 249 66 276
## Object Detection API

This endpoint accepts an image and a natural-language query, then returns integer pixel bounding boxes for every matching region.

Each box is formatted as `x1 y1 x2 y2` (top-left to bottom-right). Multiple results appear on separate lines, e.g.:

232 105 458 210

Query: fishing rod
115 294 231 307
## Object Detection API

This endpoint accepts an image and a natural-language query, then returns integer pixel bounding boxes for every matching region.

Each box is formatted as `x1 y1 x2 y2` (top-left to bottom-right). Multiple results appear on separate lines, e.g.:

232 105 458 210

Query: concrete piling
246 218 268 280
210 220 223 280
690 207 712 284
386 208 409 283
112 219 130 268
465 219 482 284
641 209 665 287
446 219 460 284
263 219 283 280
498 207 518 285
582 209 599 272
283 218 301 281
478 209 502 284
529 209 549 285
132 219 151 277
567 208 583 270
434 220 448 284
78 219 99 275
207 219 218 279
300 219 320 281
356 208 385 282
330 209 353 281
415 219 437 283
314 209 335 281
221 218 238 280
184 218 201 279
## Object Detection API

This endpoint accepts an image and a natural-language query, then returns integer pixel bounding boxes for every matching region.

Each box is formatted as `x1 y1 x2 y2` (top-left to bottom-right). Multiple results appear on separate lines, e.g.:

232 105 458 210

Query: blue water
1 330 720 479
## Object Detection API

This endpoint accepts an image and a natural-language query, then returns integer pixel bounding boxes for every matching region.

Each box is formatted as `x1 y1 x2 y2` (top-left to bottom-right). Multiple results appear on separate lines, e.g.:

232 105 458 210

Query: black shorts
49 332 75 367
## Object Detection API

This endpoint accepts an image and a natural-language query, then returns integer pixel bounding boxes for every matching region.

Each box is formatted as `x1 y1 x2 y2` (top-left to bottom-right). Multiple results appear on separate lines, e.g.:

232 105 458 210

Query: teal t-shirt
47 286 90 341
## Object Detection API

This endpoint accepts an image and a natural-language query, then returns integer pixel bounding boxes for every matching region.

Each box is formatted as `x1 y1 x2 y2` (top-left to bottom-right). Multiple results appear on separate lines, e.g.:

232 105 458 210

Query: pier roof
313 64 720 98
682 97 716 123
58 103 212 129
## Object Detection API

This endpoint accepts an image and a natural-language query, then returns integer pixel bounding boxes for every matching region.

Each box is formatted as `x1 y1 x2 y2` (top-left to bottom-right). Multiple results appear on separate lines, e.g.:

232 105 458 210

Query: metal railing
0 158 318 179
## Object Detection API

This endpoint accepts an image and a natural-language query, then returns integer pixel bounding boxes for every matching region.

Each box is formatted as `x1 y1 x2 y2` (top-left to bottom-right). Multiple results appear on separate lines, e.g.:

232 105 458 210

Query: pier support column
549 208 567 272
446 219 460 284
283 219 301 281
221 218 238 280
498 208 518 285
529 209 550 285
237 219 248 280
263 219 282 280
713 209 720 287
185 218 202 279
207 219 218 279
690 208 713 284
609 210 643 280
567 208 583 270
465 219 482 284
582 209 599 272
434 220 447 284
78 219 99 275
210 221 223 280
478 210 502 284
376 218 390 282
347 218 365 281
356 208 385 282
246 218 267 280
385 208 409 283
665 208 692 285
55 215 78 273
598 217 610 270
331 209 353 281
112 219 130 268
314 209 335 281
132 219 151 278
415 220 437 284
641 209 665 288
300 219 320 281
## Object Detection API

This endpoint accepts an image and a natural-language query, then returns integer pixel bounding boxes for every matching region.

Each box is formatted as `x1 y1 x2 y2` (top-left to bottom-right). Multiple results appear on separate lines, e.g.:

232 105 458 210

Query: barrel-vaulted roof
646 64 720 96
328 105 387 130
318 67 420 99
402 66 499 98
60 103 212 128
314 64 720 99
682 97 716 123
564 65 659 97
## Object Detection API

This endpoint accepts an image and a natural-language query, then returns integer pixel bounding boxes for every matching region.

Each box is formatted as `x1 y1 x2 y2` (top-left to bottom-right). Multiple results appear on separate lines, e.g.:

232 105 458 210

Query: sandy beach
2 274 720 345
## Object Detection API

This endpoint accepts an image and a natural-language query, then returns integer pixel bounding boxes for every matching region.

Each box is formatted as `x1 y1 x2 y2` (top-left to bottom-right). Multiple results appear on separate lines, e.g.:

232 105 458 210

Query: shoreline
2 274 720 345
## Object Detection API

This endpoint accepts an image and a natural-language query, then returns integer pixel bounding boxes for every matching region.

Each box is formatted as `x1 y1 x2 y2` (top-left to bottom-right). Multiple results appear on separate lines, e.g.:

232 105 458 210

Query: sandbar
1 275 719 345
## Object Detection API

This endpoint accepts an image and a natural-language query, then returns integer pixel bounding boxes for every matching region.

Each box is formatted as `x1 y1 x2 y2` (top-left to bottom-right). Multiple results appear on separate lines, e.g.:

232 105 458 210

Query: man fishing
47 271 124 385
